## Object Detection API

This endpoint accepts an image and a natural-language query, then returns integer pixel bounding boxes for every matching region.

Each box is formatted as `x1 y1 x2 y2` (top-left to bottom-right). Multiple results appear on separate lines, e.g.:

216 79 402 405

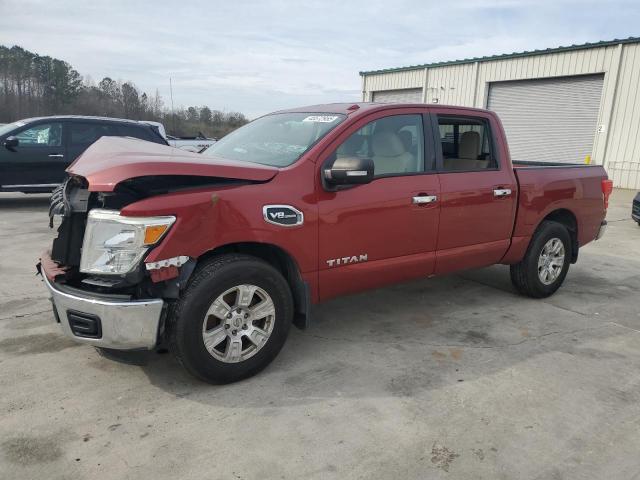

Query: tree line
0 45 248 138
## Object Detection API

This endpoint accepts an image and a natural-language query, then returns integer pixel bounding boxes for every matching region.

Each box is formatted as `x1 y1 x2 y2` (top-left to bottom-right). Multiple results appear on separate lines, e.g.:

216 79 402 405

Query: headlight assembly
80 209 175 275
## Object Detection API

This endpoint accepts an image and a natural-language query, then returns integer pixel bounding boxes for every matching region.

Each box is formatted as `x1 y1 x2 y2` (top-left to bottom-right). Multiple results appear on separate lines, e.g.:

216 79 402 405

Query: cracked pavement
0 189 639 480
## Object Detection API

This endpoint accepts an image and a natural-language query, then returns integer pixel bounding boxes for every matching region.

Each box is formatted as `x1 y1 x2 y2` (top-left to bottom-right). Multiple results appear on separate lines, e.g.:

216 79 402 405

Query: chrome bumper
43 274 165 350
595 220 607 240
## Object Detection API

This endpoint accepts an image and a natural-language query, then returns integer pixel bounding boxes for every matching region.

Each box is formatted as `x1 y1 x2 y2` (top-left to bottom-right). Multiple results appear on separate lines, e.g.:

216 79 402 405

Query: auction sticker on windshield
302 115 339 123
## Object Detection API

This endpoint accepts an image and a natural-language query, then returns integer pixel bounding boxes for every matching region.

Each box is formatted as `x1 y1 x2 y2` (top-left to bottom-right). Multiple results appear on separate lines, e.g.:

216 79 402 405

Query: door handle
48 154 64 158
412 195 438 204
493 188 512 197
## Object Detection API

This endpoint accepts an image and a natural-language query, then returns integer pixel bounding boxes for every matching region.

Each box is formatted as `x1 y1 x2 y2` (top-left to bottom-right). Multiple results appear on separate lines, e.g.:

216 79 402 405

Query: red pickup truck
40 103 612 383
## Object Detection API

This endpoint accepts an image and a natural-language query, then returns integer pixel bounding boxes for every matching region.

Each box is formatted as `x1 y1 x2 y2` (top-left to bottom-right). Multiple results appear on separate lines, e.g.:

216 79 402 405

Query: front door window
15 123 63 147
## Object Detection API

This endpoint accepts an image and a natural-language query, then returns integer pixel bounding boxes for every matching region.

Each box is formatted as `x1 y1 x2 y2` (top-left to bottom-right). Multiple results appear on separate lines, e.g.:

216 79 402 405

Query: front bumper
42 269 165 350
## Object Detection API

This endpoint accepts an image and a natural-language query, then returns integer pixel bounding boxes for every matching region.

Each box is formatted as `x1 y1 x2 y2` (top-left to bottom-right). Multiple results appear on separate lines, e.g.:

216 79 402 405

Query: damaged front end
39 137 280 350
44 174 235 296
40 174 243 350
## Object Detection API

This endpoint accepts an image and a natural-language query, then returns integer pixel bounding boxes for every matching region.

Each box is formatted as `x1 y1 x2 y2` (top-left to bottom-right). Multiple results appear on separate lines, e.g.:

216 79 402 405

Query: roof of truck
275 102 491 115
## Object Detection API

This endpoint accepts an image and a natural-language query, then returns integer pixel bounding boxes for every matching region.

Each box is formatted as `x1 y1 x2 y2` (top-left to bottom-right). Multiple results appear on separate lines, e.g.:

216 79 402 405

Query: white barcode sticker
302 115 339 123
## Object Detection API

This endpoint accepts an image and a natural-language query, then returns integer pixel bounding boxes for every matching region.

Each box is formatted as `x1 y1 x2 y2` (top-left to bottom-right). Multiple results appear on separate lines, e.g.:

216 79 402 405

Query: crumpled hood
68 136 279 191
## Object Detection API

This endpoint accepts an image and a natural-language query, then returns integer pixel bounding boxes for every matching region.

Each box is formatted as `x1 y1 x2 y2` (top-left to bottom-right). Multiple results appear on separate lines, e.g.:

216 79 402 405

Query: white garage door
373 88 423 103
487 75 604 164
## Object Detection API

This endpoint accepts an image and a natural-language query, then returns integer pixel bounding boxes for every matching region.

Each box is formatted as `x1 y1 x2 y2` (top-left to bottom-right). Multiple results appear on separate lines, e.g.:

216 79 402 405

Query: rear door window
69 122 119 148
117 125 155 142
437 116 497 171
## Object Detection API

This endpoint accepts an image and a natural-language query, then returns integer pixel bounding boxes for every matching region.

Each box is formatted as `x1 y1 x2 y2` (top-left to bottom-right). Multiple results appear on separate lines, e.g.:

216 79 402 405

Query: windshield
202 112 346 167
0 121 25 137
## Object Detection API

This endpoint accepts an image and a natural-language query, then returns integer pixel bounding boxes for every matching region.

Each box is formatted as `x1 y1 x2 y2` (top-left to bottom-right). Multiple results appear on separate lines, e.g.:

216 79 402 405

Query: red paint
69 103 608 304
39 250 69 281
150 265 179 283
68 136 278 192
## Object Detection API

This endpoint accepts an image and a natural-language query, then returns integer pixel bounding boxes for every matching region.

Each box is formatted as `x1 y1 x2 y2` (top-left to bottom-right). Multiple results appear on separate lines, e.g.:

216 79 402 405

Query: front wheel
510 221 572 298
169 254 293 384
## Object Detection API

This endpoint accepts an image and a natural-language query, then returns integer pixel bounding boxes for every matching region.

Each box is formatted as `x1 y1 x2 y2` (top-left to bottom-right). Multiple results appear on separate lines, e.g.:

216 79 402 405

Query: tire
169 254 293 384
510 220 572 298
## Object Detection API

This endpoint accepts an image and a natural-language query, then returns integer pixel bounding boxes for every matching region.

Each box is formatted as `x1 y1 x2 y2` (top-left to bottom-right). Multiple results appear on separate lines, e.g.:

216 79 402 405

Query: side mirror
4 136 19 150
324 156 374 186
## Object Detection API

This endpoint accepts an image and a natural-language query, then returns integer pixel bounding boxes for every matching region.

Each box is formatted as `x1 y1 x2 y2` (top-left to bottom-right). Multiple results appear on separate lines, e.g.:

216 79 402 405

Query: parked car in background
40 103 611 384
0 116 168 193
140 121 216 153
633 192 640 225
166 133 216 153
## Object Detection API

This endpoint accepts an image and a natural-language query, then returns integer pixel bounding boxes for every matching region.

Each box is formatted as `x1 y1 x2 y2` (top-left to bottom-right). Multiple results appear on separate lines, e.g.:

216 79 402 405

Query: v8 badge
263 205 304 227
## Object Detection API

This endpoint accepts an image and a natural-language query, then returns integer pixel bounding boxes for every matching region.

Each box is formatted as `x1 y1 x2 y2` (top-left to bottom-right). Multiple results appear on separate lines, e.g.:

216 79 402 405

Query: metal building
360 37 640 189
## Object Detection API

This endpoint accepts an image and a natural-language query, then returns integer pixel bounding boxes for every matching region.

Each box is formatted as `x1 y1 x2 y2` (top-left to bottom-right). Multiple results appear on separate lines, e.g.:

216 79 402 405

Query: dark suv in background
0 116 167 193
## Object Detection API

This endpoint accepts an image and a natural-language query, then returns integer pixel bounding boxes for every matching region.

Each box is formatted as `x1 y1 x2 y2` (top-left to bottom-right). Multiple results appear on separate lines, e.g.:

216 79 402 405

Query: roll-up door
487 75 604 164
372 88 423 103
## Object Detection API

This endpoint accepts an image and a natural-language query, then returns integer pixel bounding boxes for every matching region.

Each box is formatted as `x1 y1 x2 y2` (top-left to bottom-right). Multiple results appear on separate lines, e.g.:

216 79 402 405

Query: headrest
459 131 480 160
397 130 413 151
372 131 406 157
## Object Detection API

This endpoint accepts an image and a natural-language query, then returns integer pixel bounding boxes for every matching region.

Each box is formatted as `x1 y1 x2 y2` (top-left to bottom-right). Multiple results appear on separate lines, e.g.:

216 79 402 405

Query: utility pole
169 77 176 133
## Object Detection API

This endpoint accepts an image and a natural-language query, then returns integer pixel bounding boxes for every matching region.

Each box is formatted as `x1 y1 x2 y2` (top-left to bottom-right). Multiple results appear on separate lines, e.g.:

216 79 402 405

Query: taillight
601 179 613 210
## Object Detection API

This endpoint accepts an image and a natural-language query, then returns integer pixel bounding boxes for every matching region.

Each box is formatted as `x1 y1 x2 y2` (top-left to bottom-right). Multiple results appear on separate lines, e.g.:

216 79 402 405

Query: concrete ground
0 189 639 480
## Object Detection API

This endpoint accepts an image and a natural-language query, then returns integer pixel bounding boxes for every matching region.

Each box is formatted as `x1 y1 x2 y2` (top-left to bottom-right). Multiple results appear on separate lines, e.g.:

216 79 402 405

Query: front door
0 121 67 188
317 110 441 300
430 110 517 274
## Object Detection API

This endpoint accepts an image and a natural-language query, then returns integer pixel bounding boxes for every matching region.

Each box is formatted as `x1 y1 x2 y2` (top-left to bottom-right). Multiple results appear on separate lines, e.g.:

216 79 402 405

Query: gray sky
1 0 638 117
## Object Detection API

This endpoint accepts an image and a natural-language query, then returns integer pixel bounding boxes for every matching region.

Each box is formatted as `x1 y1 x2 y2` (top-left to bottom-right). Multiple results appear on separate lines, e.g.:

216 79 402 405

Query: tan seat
443 130 490 170
371 131 415 175
336 134 365 158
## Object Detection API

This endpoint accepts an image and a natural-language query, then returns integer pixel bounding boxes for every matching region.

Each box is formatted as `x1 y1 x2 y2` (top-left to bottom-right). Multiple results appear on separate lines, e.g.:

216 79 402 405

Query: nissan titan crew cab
39 103 612 383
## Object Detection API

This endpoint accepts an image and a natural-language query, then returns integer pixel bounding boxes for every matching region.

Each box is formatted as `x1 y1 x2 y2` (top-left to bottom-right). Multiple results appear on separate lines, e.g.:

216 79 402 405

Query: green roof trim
360 36 640 76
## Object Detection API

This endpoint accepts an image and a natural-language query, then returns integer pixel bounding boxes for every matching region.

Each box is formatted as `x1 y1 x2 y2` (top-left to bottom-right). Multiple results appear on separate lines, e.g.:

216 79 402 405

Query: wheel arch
197 242 312 328
537 208 579 263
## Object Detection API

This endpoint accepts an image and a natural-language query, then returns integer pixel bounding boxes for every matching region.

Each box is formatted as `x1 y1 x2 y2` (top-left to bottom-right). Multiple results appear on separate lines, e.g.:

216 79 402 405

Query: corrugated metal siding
426 63 477 106
372 88 423 103
474 46 619 168
605 42 640 189
487 75 604 164
362 42 640 188
363 69 424 93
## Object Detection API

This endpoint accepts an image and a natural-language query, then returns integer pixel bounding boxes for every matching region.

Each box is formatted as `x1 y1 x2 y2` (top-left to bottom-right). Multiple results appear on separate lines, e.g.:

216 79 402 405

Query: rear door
430 109 517 274
0 120 67 188
317 109 441 300
67 120 121 162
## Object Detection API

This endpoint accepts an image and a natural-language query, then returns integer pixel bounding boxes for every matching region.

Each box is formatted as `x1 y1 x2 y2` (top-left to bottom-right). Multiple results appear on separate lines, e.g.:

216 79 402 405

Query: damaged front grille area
50 176 91 267
47 175 175 297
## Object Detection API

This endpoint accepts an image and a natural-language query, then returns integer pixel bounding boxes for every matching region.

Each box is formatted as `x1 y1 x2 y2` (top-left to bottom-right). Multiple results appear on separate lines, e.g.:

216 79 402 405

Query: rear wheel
169 254 293 384
510 221 572 298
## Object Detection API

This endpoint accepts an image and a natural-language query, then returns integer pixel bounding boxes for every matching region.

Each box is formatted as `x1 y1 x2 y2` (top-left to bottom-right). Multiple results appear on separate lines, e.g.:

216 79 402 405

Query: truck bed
511 162 607 249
